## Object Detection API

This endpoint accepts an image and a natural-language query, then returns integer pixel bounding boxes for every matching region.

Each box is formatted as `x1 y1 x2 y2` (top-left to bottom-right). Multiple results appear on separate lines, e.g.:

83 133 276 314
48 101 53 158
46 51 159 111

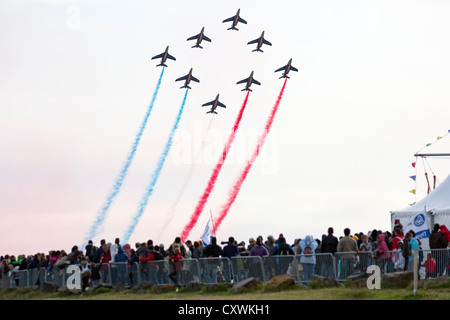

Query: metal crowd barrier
1 249 448 290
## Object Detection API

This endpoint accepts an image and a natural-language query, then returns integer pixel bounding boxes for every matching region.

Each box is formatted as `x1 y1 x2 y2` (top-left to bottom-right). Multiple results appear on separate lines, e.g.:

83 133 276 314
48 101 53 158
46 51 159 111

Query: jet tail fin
206 111 218 114
180 85 192 89
227 26 238 31
192 45 203 49
156 63 168 67
241 88 252 92
252 48 263 52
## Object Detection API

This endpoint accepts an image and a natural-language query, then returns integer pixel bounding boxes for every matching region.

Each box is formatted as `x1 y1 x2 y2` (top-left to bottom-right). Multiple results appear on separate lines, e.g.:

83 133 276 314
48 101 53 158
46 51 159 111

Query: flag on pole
200 217 213 247
409 175 416 181
409 189 416 195
411 162 416 168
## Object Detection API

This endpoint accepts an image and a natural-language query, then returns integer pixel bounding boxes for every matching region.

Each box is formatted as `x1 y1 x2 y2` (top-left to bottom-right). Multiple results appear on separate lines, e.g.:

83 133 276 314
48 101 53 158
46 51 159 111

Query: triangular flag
426 143 431 147
409 175 416 181
412 162 416 168
409 189 416 194
409 202 416 206
437 136 442 140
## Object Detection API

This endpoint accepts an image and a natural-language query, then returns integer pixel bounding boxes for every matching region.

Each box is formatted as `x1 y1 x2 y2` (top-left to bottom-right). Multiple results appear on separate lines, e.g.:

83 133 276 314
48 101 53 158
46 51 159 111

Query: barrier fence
1 249 448 290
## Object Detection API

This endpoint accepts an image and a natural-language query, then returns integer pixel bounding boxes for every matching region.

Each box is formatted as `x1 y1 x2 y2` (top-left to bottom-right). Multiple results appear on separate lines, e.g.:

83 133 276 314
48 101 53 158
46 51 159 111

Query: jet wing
202 101 214 107
167 54 176 61
274 65 286 73
203 35 212 42
222 16 235 23
236 77 249 85
263 39 272 46
238 17 247 24
175 75 187 82
217 102 226 108
291 66 299 72
191 76 200 83
252 79 261 86
247 38 259 45
151 53 163 60
187 34 199 41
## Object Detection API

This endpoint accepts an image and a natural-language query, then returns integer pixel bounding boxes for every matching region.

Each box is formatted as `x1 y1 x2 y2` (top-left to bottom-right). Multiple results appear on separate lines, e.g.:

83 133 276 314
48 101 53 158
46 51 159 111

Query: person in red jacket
169 248 183 286
421 253 436 279
391 227 404 250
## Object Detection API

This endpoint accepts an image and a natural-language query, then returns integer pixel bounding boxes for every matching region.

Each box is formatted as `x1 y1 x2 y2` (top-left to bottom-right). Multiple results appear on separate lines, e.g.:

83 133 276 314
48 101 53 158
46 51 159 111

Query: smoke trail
180 92 250 242
213 79 287 234
123 88 189 244
82 67 165 246
156 115 215 240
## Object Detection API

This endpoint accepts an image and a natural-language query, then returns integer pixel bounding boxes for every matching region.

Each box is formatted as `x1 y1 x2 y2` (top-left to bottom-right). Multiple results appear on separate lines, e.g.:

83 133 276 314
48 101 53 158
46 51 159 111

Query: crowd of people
1 223 449 289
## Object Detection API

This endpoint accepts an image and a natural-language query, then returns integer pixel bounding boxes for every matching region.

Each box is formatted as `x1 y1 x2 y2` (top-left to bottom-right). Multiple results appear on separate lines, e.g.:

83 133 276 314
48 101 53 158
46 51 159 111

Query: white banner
403 208 430 240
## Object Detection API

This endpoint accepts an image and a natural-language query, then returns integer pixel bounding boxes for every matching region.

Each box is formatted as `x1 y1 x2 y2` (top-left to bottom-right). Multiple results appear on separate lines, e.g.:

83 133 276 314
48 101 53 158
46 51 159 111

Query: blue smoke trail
82 67 165 246
122 88 189 244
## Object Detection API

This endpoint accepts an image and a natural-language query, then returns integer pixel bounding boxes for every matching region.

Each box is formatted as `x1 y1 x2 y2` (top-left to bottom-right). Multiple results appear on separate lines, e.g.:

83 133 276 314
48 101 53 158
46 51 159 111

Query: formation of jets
150 9 298 114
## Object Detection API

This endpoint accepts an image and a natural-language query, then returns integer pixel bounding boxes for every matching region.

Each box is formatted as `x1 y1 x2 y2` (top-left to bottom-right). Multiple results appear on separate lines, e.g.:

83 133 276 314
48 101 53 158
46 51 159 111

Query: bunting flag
409 189 416 195
409 202 416 206
437 136 442 140
409 175 416 181
411 162 416 168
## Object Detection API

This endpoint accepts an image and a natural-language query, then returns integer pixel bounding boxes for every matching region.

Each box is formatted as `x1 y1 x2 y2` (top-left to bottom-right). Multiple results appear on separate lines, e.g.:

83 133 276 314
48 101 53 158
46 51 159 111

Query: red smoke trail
180 92 250 242
213 78 287 234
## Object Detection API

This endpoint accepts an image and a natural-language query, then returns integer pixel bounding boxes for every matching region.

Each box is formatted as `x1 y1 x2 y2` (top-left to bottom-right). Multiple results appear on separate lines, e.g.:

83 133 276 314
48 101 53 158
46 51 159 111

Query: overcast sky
2 0 450 255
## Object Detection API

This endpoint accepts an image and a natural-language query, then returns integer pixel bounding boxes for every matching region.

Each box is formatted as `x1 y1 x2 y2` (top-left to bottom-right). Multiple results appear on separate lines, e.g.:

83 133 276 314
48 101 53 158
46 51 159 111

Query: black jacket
321 234 339 254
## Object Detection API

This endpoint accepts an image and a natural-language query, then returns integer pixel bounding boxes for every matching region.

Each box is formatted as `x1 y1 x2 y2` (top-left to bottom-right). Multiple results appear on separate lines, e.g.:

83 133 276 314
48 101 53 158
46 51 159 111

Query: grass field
1 277 449 300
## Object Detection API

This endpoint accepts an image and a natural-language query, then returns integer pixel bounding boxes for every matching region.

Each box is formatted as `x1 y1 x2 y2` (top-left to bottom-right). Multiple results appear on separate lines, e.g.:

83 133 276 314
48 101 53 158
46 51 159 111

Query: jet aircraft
151 46 176 67
202 94 226 114
222 9 247 31
247 31 272 52
187 27 212 49
236 71 261 91
274 58 298 78
175 68 200 89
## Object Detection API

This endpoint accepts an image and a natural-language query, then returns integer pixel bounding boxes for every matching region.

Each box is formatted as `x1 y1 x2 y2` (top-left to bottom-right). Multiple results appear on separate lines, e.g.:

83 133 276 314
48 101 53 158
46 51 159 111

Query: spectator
203 237 222 283
168 237 187 258
374 233 391 272
402 232 412 271
271 235 294 275
391 227 404 250
265 235 276 254
321 227 339 255
299 235 318 284
110 238 121 263
337 228 358 278
168 248 183 286
222 237 239 259
85 240 93 261
429 223 449 277
247 238 256 252
270 235 294 256
249 238 269 257
421 252 436 279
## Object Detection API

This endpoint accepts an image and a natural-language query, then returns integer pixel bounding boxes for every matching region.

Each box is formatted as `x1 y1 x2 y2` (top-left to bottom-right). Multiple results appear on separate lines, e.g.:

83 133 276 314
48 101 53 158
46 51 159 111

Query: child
402 232 412 271
169 248 183 286
393 241 406 271
421 253 436 279
80 257 91 291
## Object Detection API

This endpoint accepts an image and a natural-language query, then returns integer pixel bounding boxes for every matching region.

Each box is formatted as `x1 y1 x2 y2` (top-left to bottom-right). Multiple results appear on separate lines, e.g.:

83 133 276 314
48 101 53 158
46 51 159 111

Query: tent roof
392 174 450 215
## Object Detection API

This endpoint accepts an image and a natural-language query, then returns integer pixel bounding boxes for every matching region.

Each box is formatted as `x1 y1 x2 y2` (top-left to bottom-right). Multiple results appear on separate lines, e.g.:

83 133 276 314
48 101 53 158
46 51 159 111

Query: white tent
391 174 450 250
